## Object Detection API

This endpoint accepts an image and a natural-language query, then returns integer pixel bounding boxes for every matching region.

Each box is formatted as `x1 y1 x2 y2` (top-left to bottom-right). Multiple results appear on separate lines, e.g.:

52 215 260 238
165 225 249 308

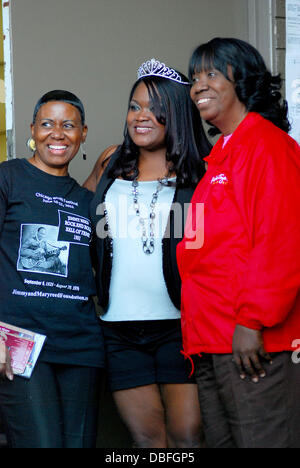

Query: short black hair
32 90 85 125
189 37 290 135
109 72 212 187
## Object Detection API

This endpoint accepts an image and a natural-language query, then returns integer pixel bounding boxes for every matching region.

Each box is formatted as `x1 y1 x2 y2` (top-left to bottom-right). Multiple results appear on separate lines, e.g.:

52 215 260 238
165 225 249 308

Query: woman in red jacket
177 37 300 448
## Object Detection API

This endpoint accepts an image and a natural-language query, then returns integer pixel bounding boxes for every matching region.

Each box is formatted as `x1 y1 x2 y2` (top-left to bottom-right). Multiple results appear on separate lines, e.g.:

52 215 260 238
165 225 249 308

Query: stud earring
26 138 36 152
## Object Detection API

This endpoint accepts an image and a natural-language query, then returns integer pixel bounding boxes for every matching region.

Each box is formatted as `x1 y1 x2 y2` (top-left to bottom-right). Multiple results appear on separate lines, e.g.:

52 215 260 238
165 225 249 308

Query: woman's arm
231 133 300 381
0 167 13 380
0 165 9 236
83 145 118 192
232 139 300 329
0 166 13 380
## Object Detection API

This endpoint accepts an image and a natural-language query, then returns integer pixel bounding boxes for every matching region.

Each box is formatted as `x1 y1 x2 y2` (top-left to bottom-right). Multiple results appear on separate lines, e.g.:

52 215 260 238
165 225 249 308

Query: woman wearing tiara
84 58 211 448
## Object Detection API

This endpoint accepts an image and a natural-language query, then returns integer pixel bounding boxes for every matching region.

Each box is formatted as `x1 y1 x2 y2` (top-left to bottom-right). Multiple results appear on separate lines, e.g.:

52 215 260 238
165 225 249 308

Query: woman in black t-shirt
0 90 104 448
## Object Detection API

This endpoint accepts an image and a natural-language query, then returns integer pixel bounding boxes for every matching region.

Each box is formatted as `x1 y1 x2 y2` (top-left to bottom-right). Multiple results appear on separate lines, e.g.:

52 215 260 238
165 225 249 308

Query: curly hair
107 73 212 188
188 37 291 136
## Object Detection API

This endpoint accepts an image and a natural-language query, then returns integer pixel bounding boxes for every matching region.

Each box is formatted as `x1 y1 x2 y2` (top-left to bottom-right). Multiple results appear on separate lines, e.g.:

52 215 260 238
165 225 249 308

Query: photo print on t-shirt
17 224 70 277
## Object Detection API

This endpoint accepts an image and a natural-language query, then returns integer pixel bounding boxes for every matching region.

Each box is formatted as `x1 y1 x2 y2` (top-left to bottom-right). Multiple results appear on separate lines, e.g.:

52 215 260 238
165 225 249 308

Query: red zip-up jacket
177 113 300 355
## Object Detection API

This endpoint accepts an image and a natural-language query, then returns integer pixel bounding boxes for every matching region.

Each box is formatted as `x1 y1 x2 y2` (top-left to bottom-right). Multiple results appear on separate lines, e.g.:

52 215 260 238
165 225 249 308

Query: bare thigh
113 382 204 449
113 384 167 448
161 383 204 448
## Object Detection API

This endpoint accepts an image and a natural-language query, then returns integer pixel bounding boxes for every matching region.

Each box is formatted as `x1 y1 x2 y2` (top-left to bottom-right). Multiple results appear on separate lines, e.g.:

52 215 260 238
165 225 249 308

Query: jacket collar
204 112 262 165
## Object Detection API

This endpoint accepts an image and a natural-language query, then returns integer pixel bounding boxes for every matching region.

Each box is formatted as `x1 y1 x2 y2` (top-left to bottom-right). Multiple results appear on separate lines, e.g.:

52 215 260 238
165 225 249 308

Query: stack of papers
0 321 46 379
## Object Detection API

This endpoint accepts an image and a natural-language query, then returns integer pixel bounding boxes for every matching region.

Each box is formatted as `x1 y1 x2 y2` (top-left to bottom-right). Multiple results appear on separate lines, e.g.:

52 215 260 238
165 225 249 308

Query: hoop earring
26 138 36 152
81 142 87 160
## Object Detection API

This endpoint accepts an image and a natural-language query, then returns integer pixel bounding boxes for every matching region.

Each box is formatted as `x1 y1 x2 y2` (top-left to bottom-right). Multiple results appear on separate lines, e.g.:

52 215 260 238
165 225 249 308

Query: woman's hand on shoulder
0 340 13 381
83 144 118 193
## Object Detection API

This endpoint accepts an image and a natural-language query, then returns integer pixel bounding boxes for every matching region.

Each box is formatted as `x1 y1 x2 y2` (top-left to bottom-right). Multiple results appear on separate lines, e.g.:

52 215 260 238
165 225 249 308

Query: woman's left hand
232 324 272 383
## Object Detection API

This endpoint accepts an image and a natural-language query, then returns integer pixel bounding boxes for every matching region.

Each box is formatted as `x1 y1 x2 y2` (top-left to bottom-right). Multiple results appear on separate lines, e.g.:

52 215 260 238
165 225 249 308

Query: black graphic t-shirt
0 159 104 368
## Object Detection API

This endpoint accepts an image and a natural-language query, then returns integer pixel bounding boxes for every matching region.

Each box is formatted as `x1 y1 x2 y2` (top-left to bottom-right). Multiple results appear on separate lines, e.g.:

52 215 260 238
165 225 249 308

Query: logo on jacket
210 173 228 185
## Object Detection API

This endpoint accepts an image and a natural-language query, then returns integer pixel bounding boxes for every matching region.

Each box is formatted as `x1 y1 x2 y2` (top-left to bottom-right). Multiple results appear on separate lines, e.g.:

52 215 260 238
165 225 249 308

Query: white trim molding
247 0 276 72
2 0 15 159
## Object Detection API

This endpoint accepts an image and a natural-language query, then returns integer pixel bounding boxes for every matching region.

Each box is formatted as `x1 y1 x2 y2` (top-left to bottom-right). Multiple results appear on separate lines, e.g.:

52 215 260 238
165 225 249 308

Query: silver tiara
137 58 190 85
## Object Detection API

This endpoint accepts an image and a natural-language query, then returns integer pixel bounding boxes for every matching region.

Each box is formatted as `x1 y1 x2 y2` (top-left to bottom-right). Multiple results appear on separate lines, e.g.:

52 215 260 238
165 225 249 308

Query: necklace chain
132 178 167 255
103 177 167 257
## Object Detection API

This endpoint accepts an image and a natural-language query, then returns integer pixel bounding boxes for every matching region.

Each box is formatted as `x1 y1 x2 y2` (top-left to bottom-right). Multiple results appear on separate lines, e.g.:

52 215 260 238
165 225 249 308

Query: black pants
0 361 101 448
193 352 300 448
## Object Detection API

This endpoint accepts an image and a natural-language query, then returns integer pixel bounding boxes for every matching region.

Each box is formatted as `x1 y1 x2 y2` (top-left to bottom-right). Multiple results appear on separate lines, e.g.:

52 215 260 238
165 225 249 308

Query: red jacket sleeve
231 131 300 330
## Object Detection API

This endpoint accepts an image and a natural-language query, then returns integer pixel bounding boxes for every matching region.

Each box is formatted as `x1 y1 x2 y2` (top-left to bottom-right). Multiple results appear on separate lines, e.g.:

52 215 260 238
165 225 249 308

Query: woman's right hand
0 340 13 381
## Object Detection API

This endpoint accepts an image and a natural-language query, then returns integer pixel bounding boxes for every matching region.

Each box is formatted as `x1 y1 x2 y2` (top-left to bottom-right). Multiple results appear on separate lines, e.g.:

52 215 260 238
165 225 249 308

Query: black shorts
101 319 194 392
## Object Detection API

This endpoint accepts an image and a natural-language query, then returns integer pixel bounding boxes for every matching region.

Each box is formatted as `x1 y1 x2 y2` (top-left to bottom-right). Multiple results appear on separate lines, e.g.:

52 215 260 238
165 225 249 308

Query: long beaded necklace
132 177 167 255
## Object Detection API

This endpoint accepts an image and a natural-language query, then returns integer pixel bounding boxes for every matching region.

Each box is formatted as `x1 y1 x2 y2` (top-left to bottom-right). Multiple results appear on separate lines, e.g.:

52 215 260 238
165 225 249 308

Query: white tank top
101 178 180 321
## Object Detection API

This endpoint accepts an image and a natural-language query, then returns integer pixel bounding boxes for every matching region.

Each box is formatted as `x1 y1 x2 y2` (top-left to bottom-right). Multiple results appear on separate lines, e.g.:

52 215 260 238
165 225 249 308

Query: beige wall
11 0 250 184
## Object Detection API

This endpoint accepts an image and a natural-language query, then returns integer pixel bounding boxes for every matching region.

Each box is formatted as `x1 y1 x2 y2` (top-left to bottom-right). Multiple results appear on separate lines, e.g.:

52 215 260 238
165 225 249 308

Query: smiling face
190 67 247 135
126 81 166 152
30 101 87 175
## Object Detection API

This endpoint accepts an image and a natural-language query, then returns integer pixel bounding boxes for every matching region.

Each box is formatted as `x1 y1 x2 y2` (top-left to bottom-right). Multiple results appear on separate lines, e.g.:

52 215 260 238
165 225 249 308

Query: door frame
247 0 276 72
1 0 15 160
